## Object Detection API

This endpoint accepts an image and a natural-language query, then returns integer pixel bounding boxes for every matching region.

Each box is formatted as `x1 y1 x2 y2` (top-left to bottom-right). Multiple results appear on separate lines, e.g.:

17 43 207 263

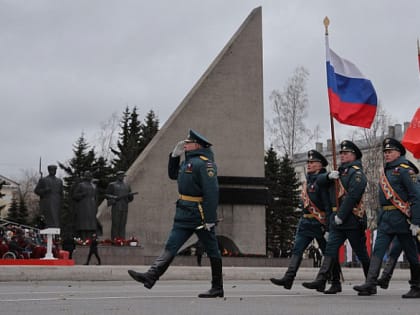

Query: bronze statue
72 171 98 240
105 171 136 240
34 164 63 228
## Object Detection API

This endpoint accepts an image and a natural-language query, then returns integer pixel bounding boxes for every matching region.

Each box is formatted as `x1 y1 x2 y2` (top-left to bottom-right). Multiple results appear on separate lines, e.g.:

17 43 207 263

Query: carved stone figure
34 165 63 228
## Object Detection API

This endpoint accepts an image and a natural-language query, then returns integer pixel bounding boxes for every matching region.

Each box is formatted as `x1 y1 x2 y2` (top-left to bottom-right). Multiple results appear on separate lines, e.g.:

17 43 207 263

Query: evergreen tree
139 109 159 152
111 106 159 172
112 106 142 172
265 148 301 257
93 156 114 205
18 196 29 225
6 195 19 223
277 154 301 257
58 134 98 237
265 146 282 257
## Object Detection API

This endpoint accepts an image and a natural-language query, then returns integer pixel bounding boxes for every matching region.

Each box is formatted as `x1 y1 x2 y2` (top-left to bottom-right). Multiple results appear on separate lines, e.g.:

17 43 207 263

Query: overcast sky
1 0 419 180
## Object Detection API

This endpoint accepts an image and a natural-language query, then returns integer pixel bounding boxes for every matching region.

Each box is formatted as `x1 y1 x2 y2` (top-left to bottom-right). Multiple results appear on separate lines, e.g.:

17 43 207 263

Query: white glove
410 224 420 236
205 223 215 231
328 171 340 180
334 215 343 225
171 140 185 157
324 231 329 241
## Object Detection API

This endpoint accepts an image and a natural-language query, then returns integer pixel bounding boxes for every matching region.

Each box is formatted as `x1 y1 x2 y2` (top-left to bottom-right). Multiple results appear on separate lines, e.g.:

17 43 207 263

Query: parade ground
0 266 418 315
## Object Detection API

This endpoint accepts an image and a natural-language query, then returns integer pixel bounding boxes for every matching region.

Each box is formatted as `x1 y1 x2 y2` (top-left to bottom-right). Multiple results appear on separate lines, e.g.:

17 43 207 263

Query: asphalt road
0 280 419 315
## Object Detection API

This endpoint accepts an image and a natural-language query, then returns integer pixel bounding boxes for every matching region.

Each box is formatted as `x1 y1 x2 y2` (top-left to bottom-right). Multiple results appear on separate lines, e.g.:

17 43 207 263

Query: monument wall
98 7 266 256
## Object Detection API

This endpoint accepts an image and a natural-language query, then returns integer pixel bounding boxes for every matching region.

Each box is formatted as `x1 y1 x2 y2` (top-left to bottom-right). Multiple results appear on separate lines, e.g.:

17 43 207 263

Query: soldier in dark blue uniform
128 129 223 298
270 150 342 293
303 140 370 292
354 138 420 298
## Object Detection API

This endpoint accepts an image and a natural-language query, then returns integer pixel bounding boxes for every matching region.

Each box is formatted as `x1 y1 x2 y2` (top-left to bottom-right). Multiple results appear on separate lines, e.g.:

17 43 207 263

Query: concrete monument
98 7 267 256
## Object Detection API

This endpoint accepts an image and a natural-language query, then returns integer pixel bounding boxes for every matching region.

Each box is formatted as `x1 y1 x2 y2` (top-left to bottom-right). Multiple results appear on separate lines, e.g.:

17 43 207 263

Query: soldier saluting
354 138 420 298
128 129 223 298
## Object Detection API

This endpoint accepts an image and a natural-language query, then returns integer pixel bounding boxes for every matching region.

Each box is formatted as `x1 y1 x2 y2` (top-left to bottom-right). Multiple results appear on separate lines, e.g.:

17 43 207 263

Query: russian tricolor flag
326 48 378 128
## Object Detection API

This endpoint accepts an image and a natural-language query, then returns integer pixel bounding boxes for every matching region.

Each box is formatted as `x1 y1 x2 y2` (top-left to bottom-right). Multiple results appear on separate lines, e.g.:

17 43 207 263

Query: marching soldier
353 138 420 298
376 237 420 289
270 150 342 293
303 140 370 292
128 129 223 298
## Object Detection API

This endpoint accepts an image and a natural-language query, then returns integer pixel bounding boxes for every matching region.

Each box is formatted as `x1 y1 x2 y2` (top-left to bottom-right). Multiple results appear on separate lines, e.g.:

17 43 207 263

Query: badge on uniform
185 163 193 173
207 167 215 177
392 167 400 176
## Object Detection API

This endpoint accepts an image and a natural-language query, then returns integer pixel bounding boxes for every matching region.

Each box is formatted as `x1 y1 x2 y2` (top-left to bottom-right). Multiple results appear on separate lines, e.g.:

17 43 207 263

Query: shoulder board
199 156 209 161
400 163 410 169
352 165 360 170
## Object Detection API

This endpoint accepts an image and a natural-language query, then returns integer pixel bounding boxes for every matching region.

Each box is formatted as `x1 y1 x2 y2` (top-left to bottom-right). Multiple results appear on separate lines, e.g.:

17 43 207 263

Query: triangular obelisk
98 7 265 256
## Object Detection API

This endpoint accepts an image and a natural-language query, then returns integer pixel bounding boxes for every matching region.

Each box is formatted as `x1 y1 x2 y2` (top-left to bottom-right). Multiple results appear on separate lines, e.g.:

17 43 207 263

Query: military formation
34 128 420 299
274 137 420 299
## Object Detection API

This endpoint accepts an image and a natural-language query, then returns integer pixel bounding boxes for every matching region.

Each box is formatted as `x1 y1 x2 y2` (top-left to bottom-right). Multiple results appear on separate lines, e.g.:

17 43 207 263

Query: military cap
339 140 362 159
382 137 406 155
307 150 328 167
185 129 212 148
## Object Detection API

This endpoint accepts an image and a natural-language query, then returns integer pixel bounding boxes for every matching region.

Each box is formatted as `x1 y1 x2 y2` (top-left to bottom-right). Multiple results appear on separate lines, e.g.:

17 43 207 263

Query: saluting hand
171 141 185 157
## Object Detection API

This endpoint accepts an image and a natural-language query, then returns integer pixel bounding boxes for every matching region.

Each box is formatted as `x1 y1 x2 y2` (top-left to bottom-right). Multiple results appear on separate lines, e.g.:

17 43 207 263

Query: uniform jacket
168 147 219 228
319 159 367 230
378 156 420 233
298 168 332 237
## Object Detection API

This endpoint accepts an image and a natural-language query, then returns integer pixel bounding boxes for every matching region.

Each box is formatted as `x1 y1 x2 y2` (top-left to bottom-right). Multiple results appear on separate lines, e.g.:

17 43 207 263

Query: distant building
293 123 419 183
0 175 20 219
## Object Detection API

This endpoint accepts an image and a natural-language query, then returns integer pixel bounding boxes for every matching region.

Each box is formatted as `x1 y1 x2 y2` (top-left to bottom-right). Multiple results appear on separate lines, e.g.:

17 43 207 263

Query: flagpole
417 38 420 77
324 16 340 206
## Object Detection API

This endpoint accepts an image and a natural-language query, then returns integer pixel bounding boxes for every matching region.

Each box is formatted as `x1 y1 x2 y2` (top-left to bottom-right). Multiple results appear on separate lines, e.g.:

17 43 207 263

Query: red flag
402 107 420 158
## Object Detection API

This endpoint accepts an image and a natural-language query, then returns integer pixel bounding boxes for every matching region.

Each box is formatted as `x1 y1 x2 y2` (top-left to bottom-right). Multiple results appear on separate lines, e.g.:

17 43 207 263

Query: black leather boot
270 255 302 289
302 256 334 292
402 264 420 298
377 256 398 289
128 250 174 289
353 255 382 296
324 259 342 294
198 257 224 298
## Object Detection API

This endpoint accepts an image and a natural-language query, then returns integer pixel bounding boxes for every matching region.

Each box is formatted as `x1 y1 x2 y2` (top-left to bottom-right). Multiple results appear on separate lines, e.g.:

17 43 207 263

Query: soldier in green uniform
302 140 370 292
353 138 420 298
128 129 223 298
270 150 342 294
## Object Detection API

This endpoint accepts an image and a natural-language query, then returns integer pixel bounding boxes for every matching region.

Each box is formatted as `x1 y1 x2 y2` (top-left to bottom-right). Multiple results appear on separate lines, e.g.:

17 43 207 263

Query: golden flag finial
323 16 330 35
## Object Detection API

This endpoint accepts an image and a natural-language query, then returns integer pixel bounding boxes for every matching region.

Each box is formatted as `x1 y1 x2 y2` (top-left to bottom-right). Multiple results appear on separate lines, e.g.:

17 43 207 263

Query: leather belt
382 205 398 211
332 207 359 212
179 194 203 202
303 214 315 219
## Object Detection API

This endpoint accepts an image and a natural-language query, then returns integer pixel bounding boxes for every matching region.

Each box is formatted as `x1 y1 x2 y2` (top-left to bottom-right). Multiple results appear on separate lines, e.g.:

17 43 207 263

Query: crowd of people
0 222 46 259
